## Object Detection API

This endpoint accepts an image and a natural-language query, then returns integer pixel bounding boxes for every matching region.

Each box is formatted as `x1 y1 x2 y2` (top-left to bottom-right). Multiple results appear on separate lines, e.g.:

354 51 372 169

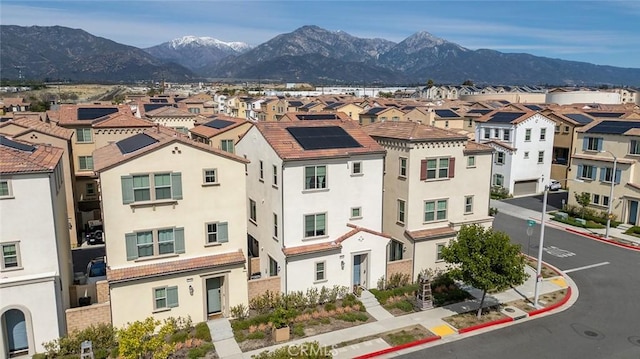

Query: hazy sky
2 1 639 68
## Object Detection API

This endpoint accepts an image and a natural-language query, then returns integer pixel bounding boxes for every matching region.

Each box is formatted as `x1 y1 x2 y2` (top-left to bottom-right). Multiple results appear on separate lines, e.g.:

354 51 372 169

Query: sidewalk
234 264 574 359
490 199 640 247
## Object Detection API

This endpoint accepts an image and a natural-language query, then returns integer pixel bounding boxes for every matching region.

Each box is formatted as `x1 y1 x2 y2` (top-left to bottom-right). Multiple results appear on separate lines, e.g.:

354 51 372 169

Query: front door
206 277 222 315
629 200 639 225
353 254 368 289
4 309 28 354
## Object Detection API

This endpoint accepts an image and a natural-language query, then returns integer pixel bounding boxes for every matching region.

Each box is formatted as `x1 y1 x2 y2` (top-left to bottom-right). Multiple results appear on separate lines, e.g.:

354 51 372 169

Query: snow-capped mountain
144 35 252 72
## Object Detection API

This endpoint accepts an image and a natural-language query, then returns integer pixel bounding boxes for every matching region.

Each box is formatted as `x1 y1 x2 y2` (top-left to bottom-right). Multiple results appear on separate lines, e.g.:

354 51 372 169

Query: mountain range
2 24 640 86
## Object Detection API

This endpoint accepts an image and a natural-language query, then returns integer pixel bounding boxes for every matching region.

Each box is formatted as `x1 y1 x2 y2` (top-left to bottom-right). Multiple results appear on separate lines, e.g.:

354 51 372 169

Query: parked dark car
86 230 104 245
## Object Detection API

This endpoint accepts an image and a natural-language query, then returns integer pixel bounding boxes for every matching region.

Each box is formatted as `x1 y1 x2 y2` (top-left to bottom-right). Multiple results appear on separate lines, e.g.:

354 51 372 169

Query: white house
0 137 72 357
236 119 390 293
93 126 250 328
475 110 556 196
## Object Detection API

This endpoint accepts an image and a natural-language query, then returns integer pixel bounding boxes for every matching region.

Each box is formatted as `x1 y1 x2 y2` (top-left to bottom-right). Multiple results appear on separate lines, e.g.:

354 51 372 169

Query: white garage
513 180 538 197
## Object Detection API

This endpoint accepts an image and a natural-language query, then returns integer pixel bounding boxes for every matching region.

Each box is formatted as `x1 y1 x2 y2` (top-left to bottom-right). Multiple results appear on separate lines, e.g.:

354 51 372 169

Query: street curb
528 286 572 316
352 335 441 359
564 227 640 251
457 316 514 334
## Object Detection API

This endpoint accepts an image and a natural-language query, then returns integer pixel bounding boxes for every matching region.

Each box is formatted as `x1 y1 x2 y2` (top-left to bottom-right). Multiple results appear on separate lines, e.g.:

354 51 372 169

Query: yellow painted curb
550 277 567 288
430 324 456 337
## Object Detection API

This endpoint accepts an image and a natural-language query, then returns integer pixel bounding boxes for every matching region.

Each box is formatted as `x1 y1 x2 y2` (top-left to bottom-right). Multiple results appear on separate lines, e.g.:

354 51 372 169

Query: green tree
377 91 393 98
574 192 591 219
462 80 474 86
117 317 176 359
442 224 528 318
426 79 435 88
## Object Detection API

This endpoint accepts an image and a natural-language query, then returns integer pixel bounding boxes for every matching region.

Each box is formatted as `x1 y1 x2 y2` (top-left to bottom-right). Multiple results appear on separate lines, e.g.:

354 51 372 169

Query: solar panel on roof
586 121 640 135
204 119 235 129
434 109 459 118
565 113 594 124
77 107 118 120
143 104 175 113
524 104 542 111
365 108 386 115
585 112 625 118
116 133 159 154
287 126 363 150
296 114 339 121
468 109 492 114
0 135 36 152
150 98 168 103
487 112 525 123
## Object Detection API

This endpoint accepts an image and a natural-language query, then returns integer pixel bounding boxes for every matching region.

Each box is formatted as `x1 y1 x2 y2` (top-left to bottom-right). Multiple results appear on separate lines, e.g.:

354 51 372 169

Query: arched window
3 309 28 354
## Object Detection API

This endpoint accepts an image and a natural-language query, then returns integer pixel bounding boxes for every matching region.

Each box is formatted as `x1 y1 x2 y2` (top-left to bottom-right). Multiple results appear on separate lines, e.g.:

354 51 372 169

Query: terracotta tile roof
189 115 249 139
279 112 353 122
1 97 29 106
627 182 640 191
283 224 391 257
92 112 155 129
93 125 249 172
571 153 636 165
624 128 640 136
254 120 385 161
0 137 63 174
145 106 195 118
405 226 457 241
464 141 494 154
55 104 132 126
107 251 246 282
363 121 469 142
484 140 517 152
0 117 73 140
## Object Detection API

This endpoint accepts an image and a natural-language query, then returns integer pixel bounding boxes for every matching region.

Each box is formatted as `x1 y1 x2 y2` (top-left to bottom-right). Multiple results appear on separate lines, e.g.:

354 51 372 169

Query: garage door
513 180 538 196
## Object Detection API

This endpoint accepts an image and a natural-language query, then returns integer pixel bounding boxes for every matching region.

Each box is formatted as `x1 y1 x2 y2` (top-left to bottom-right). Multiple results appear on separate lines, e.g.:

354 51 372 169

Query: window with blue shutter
615 169 621 184
582 138 588 151
600 167 606 182
174 228 185 253
597 138 603 151
576 164 583 179
166 286 179 308
125 233 138 260
218 222 229 243
121 176 134 204
171 173 183 200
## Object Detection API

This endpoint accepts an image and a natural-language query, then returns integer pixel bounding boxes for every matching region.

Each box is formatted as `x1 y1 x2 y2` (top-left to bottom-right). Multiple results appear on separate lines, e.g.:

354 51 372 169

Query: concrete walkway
207 318 242 359
360 289 394 320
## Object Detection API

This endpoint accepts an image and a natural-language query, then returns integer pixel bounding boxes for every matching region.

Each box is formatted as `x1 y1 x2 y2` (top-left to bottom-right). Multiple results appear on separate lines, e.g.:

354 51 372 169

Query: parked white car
86 257 106 285
549 180 562 191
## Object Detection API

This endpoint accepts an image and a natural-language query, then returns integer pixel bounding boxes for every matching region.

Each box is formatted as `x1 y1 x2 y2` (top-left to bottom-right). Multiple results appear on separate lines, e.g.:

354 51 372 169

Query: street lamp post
602 150 618 240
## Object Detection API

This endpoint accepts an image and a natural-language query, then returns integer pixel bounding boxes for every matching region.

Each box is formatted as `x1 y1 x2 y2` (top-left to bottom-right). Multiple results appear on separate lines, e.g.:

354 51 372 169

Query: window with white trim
154 286 178 310
503 130 510 141
630 140 640 155
426 158 449 179
579 165 596 180
592 194 600 204
76 128 92 143
86 183 96 196
220 139 234 153
315 261 326 281
524 152 529 159
249 199 257 223
305 165 327 190
495 152 505 165
304 213 326 238
1 242 20 269
525 128 531 141
259 161 264 181
206 222 229 244
351 162 362 175
424 199 447 222
350 207 362 219
121 172 182 204
389 240 403 261
399 157 407 177
483 128 490 139
467 156 475 168
540 128 546 141
436 243 445 261
493 174 504 187
203 169 218 184
269 256 278 276
273 213 278 239
0 180 12 198
537 151 544 164
78 156 94 171
125 227 185 260
272 165 278 186
397 199 406 224
464 196 473 214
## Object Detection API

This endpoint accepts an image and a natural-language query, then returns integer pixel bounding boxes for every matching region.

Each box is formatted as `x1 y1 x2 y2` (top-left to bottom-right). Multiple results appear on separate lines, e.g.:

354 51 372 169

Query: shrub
335 312 368 322
42 323 116 357
170 330 189 344
188 343 214 359
386 273 411 290
117 317 175 359
230 303 249 320
235 331 247 342
252 341 332 359
194 322 212 342
491 186 512 200
32 354 47 359
324 302 336 311
306 287 320 306
292 323 305 337
247 331 266 340
392 300 414 312
625 226 640 236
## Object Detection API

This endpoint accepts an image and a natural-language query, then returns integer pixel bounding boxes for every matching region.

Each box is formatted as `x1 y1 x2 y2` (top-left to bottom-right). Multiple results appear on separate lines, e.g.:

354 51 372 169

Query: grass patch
380 326 436 346
292 323 305 337
624 226 640 238
187 343 214 359
335 312 369 322
194 322 212 342
524 258 559 278
551 216 605 229
247 331 266 340
370 284 419 305
443 308 509 330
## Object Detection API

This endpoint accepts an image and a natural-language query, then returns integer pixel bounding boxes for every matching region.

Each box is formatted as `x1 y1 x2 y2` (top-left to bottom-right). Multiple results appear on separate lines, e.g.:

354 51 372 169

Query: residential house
298 101 326 113
323 102 365 123
359 107 405 125
568 120 640 226
475 110 556 196
0 137 72 357
431 109 466 130
93 127 250 327
259 98 288 121
279 112 352 122
402 106 431 124
177 93 213 115
190 115 252 154
363 122 494 278
236 120 389 293
144 106 198 132
0 97 30 115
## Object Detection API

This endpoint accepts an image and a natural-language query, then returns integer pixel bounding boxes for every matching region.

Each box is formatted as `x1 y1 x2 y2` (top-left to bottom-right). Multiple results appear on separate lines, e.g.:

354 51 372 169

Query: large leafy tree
442 224 528 318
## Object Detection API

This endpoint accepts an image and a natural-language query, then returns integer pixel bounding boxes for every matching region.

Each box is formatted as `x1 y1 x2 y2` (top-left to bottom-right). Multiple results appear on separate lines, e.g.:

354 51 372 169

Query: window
0 180 11 198
424 158 450 179
524 152 529 159
351 162 362 175
272 165 278 186
483 128 490 139
351 207 362 219
467 156 475 168
392 116 400 122
304 213 326 238
259 161 264 181
389 240 403 261
503 130 510 141
188 107 201 114
424 199 447 222
269 256 278 277
493 128 500 138
445 120 449 128
564 126 570 133
121 173 182 204
86 183 96 196
305 165 327 190
154 286 178 310
78 156 94 171
464 196 473 214
538 151 544 164
315 261 326 282
467 119 473 128
493 174 504 187
127 229 184 261
397 199 406 224
630 140 640 155
220 139 234 153
76 128 92 143
273 213 278 239
158 229 176 254
495 152 505 165
1 243 20 269
600 167 621 184
136 231 154 258
603 196 610 207
399 157 407 177
578 164 596 180
555 125 560 133
584 137 602 151
249 199 257 223
540 128 547 141
436 243 445 262
206 222 228 244
592 194 600 204
525 128 531 141
203 169 218 184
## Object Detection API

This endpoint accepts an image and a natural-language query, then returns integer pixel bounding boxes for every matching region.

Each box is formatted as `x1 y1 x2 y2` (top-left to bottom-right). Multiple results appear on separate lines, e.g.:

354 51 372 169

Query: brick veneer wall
247 276 280 302
250 257 261 275
96 280 109 303
387 259 413 279
66 302 111 333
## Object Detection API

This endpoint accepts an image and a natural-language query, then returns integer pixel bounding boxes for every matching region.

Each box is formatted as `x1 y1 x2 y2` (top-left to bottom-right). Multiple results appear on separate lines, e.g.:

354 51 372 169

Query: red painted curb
564 227 640 251
528 286 572 317
352 335 441 359
457 316 514 334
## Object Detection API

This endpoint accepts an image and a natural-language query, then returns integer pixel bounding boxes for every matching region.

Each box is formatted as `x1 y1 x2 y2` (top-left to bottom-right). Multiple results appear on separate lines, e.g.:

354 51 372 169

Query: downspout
281 162 287 295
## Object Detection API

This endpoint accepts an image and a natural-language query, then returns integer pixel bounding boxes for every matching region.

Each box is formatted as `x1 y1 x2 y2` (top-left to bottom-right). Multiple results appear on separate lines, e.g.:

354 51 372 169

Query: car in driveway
549 180 562 191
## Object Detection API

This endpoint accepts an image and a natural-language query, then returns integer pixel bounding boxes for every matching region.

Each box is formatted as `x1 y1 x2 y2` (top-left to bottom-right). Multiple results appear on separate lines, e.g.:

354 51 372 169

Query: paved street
398 212 640 359
502 191 568 213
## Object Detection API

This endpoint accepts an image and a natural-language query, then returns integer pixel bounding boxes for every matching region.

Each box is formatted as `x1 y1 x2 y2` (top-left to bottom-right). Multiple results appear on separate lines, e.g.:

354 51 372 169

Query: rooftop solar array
467 109 492 115
143 104 175 113
116 133 159 154
434 109 459 118
288 101 304 107
287 126 363 150
364 107 386 115
296 114 339 121
77 107 119 120
524 104 543 111
486 112 525 123
150 98 169 103
0 135 36 152
325 102 344 110
585 112 625 118
204 119 235 129
585 121 640 135
565 113 594 124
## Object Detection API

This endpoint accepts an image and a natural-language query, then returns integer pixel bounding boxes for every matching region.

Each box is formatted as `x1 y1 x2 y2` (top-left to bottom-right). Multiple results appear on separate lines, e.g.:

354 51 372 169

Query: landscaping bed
551 216 604 229
524 258 559 278
442 307 509 330
380 325 437 346
624 226 640 238
505 289 568 313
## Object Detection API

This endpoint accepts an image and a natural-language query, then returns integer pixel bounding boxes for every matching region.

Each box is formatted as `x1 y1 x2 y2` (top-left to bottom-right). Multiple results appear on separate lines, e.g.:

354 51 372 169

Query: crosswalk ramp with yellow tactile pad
430 324 457 337
550 277 567 288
